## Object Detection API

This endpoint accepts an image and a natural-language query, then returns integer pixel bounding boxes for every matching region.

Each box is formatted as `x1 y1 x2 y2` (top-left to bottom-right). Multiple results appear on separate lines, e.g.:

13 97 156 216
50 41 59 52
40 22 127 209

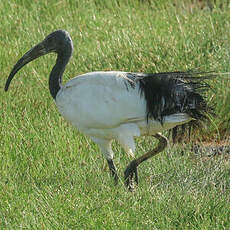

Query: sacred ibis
5 30 214 190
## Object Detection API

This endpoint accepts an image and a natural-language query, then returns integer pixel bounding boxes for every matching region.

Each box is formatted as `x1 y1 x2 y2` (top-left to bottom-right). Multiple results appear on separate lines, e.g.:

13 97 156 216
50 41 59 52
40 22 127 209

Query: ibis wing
56 71 147 129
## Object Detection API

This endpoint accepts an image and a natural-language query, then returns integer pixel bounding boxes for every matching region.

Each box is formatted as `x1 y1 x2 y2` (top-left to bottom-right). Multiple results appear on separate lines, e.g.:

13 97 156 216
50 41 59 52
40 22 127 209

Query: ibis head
5 30 73 94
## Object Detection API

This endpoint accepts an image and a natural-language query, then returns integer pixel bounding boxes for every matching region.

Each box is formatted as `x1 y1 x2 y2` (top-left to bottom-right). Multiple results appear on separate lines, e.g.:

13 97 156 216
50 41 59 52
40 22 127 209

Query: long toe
113 172 119 185
107 159 119 185
134 166 138 185
124 160 138 191
124 166 133 187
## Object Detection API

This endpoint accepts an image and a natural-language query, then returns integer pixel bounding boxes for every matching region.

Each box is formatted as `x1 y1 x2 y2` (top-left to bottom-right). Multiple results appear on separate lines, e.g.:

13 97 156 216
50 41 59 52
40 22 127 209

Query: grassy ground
0 0 230 229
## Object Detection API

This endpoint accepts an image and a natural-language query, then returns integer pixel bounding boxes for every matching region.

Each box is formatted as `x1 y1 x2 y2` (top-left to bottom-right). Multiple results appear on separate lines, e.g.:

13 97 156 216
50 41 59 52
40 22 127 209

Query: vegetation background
0 0 229 229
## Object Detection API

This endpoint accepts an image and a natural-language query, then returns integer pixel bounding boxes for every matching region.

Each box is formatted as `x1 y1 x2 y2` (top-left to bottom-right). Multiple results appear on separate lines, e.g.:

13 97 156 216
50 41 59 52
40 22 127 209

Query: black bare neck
49 53 71 99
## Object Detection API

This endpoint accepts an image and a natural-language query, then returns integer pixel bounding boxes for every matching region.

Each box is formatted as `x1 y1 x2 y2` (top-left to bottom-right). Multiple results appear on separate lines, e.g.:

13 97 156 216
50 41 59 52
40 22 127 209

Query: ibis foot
107 159 119 185
124 160 138 191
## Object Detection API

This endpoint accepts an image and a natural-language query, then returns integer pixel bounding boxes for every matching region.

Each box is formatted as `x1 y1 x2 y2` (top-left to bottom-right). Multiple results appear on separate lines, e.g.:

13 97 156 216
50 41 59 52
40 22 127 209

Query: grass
0 0 230 229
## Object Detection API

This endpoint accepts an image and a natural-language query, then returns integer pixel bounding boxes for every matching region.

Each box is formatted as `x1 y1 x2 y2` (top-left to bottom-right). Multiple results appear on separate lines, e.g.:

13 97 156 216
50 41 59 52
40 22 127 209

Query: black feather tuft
125 71 215 140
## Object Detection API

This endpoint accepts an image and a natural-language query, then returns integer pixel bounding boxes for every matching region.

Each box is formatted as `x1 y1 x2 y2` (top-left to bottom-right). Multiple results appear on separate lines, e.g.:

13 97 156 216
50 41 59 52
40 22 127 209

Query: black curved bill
5 42 46 91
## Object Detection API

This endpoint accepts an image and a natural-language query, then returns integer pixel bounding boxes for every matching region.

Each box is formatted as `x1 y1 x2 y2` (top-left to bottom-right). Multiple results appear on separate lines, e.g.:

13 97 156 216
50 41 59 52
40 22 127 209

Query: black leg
124 133 168 191
107 159 119 185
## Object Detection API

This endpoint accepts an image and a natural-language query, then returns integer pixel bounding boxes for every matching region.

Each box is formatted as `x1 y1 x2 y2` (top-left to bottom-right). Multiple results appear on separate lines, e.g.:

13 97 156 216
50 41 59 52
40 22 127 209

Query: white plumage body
56 71 192 159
